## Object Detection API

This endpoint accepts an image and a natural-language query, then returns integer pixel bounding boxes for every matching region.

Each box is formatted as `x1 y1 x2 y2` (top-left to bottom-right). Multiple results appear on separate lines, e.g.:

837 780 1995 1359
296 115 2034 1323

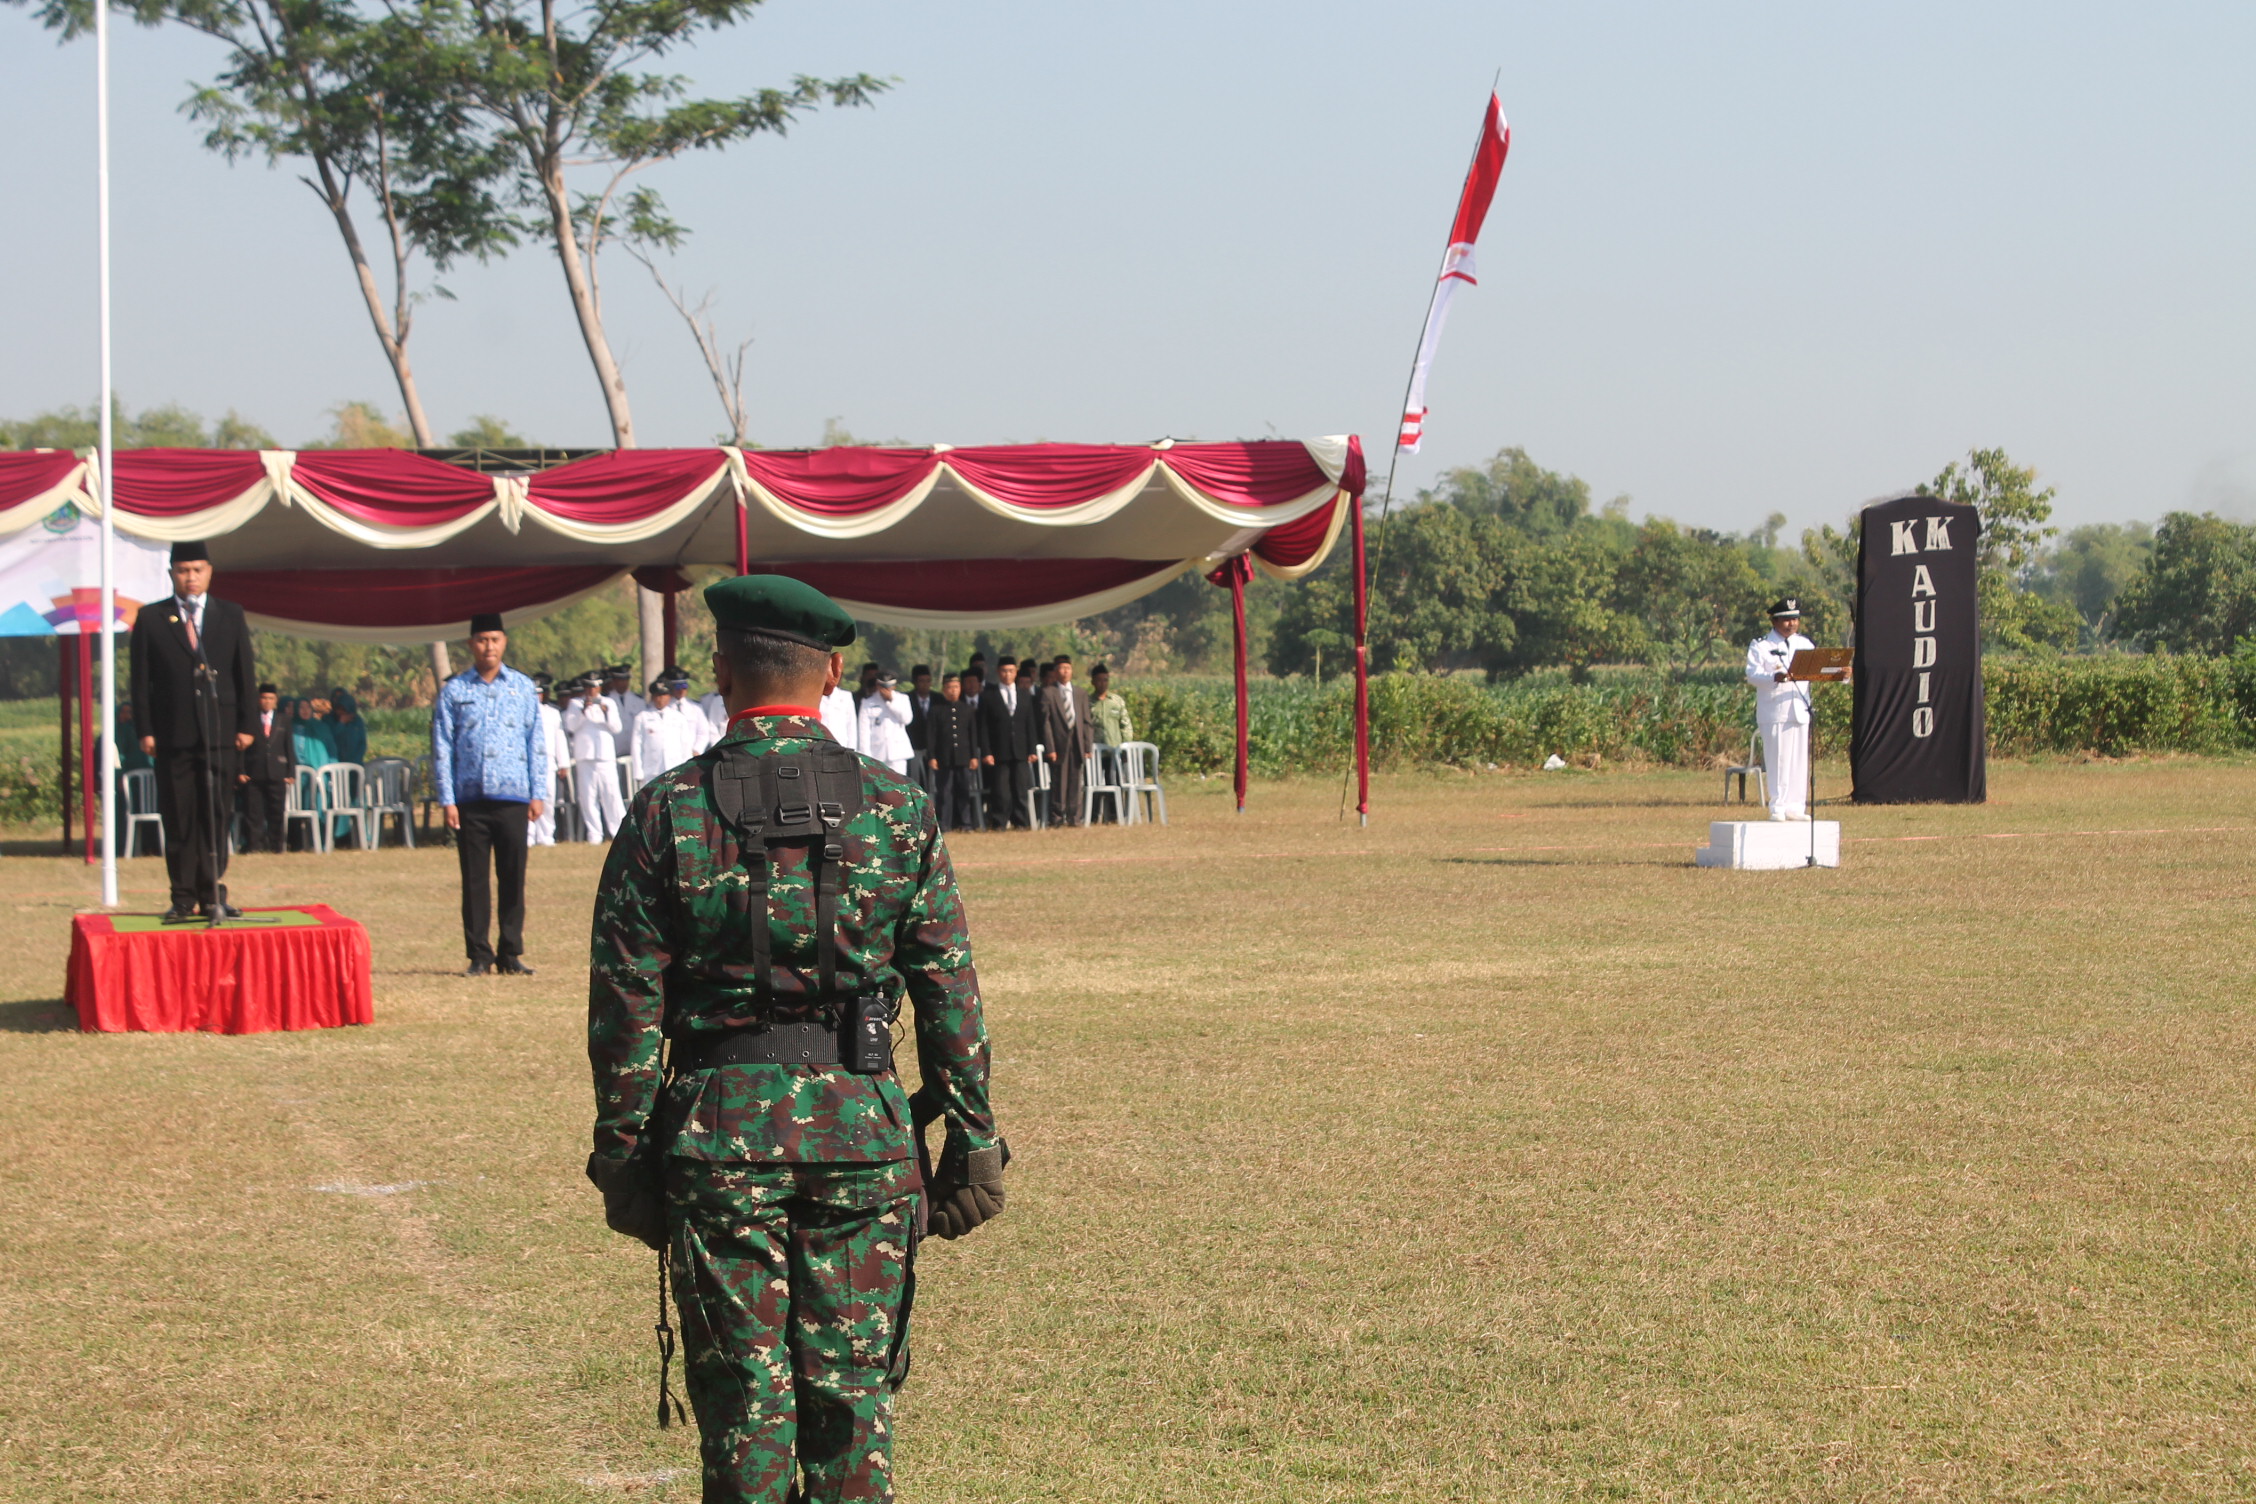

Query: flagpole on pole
96 0 120 909
1350 76 1504 828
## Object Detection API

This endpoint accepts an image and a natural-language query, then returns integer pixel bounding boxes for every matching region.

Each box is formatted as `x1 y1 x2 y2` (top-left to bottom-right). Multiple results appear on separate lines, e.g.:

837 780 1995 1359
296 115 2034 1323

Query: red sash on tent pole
1351 498 1370 825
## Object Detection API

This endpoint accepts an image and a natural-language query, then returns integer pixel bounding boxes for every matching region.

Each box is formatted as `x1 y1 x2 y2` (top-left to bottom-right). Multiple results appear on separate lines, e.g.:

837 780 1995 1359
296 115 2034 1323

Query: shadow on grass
1437 854 1687 868
0 998 78 1033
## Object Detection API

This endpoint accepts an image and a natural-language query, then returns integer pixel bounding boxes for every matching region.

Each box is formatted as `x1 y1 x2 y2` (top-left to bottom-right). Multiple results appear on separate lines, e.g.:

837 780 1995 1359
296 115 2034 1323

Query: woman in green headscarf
327 690 368 765
324 691 369 845
291 696 337 769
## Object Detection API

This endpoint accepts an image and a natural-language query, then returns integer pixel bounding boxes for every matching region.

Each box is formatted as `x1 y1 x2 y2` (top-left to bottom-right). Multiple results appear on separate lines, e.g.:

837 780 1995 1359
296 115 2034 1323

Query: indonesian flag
1400 94 1510 453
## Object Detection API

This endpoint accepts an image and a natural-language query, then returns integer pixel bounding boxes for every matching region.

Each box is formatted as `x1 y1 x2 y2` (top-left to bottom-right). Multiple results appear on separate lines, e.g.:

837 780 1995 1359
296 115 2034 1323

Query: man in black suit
1040 654 1096 827
130 541 258 920
237 683 294 853
924 672 984 830
977 657 1039 829
903 663 936 793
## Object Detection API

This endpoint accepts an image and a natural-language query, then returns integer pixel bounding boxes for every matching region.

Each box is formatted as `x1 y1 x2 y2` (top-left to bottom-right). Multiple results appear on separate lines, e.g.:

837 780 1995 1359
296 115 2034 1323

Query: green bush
0 756 64 825
1121 656 2253 776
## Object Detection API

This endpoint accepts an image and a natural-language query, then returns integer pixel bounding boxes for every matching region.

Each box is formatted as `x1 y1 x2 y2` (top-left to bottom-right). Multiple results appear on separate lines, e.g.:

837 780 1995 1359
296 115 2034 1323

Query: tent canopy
0 439 1364 639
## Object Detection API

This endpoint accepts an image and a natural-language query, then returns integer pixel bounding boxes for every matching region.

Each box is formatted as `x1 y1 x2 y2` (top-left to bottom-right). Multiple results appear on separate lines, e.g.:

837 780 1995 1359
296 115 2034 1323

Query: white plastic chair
319 763 371 850
615 754 636 805
364 757 416 848
1028 742 1050 830
1723 730 1766 806
287 765 326 853
1118 741 1167 826
1083 749 1125 825
121 768 165 856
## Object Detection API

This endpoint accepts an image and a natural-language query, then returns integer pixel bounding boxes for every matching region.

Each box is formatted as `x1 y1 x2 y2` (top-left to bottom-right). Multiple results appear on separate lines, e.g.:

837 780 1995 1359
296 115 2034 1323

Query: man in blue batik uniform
432 611 552 975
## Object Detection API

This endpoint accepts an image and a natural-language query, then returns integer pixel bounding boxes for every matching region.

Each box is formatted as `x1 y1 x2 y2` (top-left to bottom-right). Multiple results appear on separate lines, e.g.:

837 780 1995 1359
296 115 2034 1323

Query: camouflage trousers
666 1158 917 1504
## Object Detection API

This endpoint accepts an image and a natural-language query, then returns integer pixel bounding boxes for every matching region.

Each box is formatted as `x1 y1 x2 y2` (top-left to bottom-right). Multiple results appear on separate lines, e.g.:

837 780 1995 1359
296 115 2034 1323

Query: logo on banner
41 503 79 535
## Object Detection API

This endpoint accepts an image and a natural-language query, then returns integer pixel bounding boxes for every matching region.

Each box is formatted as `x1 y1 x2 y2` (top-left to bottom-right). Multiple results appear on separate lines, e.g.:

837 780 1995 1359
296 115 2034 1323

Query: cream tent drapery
0 439 1363 639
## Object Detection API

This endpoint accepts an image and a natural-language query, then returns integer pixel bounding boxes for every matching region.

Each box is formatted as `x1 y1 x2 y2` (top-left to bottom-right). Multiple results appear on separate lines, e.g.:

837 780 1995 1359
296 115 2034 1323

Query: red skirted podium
66 906 374 1034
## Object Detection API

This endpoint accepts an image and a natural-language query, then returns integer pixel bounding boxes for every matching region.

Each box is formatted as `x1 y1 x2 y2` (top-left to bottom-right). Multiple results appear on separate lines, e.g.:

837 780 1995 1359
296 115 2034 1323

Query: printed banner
1851 495 1986 803
0 503 171 636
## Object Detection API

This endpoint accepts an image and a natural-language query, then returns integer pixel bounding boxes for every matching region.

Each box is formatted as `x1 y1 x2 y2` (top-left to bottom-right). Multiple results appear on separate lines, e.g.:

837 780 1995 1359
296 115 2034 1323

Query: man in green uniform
587 574 1006 1504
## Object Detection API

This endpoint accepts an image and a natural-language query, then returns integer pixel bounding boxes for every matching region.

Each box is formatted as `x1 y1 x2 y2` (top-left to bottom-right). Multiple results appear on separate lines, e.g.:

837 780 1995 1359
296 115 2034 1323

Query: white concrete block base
1696 820 1840 869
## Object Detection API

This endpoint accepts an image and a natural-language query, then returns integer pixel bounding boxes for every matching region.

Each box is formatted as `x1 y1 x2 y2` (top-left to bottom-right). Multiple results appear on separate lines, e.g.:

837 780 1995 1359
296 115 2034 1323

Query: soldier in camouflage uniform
588 575 1007 1504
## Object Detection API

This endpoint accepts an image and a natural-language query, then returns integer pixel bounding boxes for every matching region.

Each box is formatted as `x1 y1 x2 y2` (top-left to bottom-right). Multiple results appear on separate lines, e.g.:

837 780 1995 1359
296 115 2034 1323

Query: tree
1927 448 2079 652
405 0 888 445
2027 522 2154 641
302 400 414 448
1 400 275 449
1423 445 1599 534
448 414 532 447
8 0 519 445
627 247 752 445
2111 513 2256 655
1619 518 1767 674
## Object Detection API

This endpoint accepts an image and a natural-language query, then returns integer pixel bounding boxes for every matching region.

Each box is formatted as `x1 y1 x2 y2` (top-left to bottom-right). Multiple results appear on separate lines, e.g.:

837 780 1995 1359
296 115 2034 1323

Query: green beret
704 573 856 651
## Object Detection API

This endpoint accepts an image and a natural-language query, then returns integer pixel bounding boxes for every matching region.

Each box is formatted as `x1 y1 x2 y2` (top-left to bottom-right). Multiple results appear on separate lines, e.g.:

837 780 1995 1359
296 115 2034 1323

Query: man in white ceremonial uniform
529 673 570 845
602 664 646 727
699 688 728 740
819 676 860 752
563 674 627 841
1745 597 1815 822
630 677 708 788
857 670 915 774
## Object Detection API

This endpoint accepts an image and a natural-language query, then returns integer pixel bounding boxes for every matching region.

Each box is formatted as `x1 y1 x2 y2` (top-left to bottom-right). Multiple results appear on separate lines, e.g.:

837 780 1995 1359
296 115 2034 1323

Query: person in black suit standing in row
131 540 258 921
977 656 1039 829
237 683 294 853
903 663 936 793
1041 654 1095 827
924 671 985 830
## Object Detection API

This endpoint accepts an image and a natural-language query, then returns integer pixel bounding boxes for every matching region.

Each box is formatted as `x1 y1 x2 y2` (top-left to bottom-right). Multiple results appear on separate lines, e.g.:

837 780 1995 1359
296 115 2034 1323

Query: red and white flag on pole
1399 94 1510 454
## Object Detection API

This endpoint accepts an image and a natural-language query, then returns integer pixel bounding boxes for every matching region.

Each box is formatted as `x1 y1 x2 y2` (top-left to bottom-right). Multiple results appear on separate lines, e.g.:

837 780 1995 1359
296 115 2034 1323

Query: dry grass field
2 760 2252 1502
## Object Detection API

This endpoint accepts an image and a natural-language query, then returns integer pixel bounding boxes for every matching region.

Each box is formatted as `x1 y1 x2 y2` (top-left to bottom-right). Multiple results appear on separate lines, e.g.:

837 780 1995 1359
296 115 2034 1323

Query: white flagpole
97 0 119 907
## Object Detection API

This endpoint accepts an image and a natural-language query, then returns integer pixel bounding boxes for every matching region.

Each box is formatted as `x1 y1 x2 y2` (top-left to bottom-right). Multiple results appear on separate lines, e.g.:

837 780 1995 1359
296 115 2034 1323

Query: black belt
670 1021 890 1072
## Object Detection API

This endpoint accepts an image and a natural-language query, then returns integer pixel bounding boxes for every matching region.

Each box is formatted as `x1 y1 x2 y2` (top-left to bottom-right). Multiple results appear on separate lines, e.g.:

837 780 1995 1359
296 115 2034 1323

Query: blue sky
1 0 2250 537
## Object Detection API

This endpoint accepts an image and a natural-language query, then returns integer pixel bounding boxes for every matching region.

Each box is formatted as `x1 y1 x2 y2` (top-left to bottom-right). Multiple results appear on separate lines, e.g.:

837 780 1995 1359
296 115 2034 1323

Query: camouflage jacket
589 711 995 1167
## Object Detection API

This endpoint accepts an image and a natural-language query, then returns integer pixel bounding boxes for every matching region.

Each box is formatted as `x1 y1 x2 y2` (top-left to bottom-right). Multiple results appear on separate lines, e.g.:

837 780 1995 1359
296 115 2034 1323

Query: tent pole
59 638 75 855
95 0 119 904
1351 490 1370 827
1230 561 1249 814
79 633 98 864
733 479 750 576
637 586 664 695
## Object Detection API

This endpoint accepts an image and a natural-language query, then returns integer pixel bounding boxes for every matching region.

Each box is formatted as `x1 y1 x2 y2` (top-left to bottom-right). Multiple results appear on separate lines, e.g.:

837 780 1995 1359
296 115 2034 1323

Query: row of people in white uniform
550 669 724 844
531 662 918 846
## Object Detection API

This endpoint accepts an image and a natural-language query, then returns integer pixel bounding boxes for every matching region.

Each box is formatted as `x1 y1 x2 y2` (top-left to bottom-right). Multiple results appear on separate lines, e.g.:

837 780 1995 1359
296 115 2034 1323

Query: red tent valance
0 438 1362 637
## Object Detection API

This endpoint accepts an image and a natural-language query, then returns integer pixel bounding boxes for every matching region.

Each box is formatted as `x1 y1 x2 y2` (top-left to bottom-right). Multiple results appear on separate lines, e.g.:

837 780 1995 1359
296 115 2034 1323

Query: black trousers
154 745 236 910
239 778 288 853
455 798 530 963
932 764 983 830
985 757 1032 829
1048 750 1086 826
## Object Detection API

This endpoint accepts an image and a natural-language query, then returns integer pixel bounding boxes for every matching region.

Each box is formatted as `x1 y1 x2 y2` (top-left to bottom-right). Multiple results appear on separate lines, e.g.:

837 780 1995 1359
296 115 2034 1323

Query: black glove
925 1136 1008 1241
586 1152 666 1251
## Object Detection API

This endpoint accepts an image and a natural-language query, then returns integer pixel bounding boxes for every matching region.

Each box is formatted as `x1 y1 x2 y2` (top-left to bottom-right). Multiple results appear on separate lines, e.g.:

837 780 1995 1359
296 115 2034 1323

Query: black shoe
465 959 494 977
160 904 198 924
497 957 536 977
207 903 243 921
